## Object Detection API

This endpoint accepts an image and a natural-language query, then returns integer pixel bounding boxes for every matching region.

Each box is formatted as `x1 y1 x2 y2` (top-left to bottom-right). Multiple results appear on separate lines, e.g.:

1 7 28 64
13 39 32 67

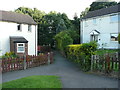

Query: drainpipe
35 25 36 56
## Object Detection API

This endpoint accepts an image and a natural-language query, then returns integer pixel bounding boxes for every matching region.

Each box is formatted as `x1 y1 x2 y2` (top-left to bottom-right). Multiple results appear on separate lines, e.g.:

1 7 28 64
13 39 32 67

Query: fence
37 45 51 53
1 52 54 73
91 52 119 75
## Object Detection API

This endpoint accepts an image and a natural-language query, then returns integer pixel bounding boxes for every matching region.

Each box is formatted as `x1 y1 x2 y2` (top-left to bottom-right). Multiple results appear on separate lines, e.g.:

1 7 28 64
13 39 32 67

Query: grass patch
95 49 118 55
2 75 62 88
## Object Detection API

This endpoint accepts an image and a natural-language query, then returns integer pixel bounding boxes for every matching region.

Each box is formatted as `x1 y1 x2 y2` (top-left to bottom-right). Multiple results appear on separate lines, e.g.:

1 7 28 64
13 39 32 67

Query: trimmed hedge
66 41 97 71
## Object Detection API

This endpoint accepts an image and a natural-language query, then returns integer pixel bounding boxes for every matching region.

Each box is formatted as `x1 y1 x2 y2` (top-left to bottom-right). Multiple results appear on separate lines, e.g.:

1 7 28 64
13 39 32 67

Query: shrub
55 31 73 52
66 41 97 71
2 52 18 58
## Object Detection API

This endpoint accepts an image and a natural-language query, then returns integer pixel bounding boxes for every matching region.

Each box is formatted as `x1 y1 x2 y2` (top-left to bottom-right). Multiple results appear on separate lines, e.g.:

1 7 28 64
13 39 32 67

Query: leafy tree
89 0 118 11
80 8 89 18
56 19 67 33
15 7 45 23
71 13 80 44
15 7 78 47
54 31 73 51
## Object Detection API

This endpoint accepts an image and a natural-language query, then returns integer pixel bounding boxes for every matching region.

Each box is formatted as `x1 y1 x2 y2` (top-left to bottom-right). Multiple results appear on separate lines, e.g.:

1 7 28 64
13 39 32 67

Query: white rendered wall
0 21 37 55
81 13 119 49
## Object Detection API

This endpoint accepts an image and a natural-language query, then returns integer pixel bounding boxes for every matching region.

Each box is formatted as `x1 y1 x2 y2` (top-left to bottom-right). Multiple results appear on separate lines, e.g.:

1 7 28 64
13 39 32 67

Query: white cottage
0 10 37 56
81 4 120 49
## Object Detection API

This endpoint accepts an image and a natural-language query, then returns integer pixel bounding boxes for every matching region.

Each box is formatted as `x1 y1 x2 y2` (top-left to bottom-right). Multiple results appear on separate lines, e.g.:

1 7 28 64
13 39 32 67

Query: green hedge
66 41 97 71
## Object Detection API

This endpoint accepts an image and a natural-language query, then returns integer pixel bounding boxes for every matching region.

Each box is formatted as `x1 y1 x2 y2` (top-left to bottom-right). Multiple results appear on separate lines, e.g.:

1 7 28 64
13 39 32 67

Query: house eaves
82 4 120 19
0 10 37 25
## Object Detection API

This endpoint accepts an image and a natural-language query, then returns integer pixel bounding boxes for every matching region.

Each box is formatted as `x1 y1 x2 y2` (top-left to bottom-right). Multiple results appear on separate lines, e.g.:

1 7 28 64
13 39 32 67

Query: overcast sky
0 0 119 19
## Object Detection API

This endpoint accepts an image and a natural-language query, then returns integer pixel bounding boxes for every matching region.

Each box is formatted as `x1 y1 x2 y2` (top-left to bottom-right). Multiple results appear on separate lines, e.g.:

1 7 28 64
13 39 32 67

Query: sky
0 0 119 19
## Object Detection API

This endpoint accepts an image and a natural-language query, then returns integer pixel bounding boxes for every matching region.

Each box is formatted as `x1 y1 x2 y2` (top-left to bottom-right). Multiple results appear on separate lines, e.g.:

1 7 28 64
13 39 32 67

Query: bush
55 31 73 52
2 52 18 58
66 41 97 71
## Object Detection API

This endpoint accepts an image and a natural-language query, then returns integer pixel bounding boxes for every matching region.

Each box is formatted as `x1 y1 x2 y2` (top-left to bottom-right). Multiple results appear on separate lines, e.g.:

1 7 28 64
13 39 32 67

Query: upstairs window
28 25 32 32
110 33 118 41
110 15 118 22
93 18 97 24
17 24 22 31
85 20 88 27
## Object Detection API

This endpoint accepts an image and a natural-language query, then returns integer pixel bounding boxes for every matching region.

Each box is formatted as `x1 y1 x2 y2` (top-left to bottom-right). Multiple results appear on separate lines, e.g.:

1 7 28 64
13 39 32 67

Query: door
90 35 98 42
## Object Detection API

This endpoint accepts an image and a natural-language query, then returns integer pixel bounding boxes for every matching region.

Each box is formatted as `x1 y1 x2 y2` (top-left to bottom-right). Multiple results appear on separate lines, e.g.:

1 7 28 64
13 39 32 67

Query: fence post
24 54 26 70
91 55 93 71
48 52 50 64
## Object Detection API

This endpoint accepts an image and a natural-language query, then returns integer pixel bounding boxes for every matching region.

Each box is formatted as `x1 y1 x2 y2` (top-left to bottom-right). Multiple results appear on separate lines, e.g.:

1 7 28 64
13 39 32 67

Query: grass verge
2 75 62 88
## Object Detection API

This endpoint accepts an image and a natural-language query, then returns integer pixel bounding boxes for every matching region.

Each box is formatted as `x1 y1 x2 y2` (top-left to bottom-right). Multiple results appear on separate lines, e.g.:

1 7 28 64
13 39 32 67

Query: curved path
3 51 118 88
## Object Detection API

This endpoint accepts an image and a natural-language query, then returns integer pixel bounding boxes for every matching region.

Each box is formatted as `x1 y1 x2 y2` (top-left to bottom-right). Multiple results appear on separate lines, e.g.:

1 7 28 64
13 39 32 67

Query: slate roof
10 36 28 43
82 4 120 19
0 10 37 25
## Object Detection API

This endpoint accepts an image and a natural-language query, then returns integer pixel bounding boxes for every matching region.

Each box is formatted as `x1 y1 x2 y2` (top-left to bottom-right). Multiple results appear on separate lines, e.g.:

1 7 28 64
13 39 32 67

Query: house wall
0 21 37 56
81 13 119 49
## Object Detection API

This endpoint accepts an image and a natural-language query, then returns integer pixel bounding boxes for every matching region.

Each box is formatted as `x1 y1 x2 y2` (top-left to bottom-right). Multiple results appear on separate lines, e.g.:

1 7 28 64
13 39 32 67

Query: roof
10 36 28 43
0 10 37 25
90 30 100 35
82 4 120 19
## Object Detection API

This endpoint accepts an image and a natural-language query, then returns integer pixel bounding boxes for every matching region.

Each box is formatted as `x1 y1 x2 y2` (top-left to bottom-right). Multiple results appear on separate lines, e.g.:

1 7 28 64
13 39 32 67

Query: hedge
66 41 97 71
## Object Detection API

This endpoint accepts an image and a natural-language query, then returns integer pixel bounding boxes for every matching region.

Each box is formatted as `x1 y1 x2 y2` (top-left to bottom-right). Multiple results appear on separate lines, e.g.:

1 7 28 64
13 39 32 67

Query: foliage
95 49 118 55
2 52 18 58
2 75 62 88
71 13 80 44
89 0 118 11
15 7 79 47
118 33 120 44
66 41 97 71
80 7 89 18
55 31 73 52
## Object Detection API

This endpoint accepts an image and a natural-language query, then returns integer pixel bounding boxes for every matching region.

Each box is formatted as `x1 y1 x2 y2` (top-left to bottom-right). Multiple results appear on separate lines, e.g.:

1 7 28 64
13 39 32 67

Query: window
93 18 96 24
110 15 118 22
17 43 25 53
28 25 32 32
85 20 88 26
17 24 22 31
110 33 118 41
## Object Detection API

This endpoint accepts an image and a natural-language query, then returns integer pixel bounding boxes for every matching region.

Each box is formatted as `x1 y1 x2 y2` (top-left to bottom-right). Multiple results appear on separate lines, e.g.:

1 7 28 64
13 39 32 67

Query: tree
15 7 76 47
80 8 89 18
56 19 67 33
71 13 80 44
89 0 118 11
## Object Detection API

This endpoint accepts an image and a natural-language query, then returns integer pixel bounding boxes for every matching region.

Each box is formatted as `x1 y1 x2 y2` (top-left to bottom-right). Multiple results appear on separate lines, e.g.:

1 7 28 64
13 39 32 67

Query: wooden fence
91 52 119 74
1 52 54 73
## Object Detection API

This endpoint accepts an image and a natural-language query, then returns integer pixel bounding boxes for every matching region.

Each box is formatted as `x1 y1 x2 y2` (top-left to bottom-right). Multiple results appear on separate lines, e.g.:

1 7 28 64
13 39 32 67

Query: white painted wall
0 21 37 56
81 13 119 49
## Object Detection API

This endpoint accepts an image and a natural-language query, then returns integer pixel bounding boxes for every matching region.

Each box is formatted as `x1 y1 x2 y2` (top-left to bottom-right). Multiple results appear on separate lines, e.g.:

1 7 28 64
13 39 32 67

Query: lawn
95 49 118 55
2 75 62 88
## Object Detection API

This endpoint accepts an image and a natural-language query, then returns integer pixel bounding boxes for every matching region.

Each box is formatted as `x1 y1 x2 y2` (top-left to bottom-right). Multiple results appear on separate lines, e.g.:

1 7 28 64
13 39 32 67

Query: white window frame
17 43 25 53
110 33 118 42
17 24 22 31
28 25 32 32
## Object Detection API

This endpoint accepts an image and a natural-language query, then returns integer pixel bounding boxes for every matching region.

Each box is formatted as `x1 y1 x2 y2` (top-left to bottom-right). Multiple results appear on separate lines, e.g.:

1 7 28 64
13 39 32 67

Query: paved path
3 51 118 88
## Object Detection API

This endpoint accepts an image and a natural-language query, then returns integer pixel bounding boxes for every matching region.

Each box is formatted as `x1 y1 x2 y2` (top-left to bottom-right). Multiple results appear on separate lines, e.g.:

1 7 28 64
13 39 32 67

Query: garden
55 30 120 78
